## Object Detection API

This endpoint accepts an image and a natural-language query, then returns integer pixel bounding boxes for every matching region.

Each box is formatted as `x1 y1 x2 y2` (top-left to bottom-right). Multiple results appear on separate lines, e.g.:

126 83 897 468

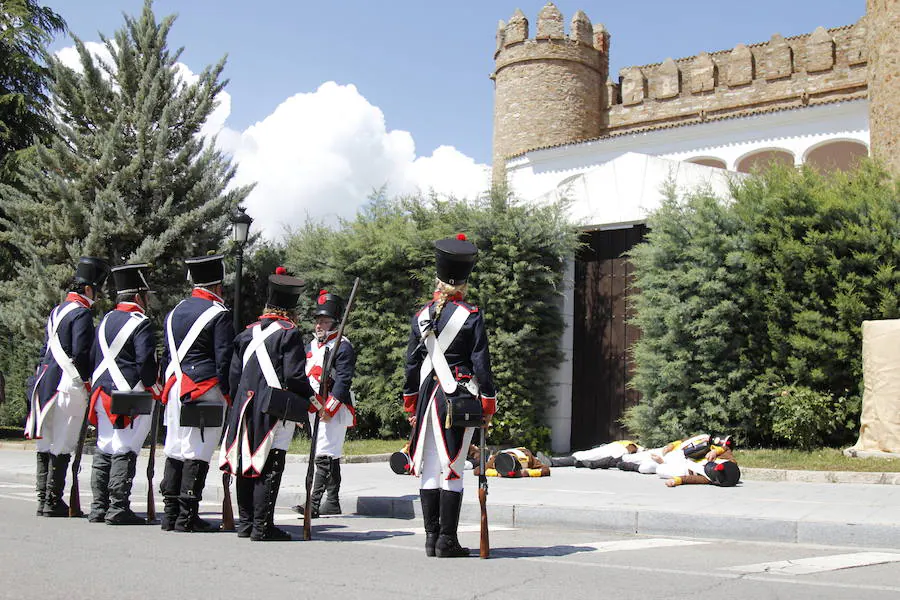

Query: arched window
685 157 726 169
735 149 794 173
804 140 868 173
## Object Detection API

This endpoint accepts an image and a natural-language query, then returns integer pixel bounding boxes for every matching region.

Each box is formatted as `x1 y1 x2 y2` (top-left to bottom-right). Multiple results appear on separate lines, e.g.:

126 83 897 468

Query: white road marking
272 512 513 533
583 538 707 553
724 552 900 575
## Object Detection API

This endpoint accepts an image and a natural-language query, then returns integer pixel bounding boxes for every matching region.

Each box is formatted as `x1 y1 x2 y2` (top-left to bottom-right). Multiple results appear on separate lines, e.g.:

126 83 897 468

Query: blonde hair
433 278 468 325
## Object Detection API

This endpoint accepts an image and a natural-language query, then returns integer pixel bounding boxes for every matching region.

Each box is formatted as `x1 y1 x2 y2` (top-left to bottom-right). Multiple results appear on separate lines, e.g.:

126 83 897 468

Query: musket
68 391 91 517
221 403 235 531
304 276 360 541
478 424 490 558
145 398 161 523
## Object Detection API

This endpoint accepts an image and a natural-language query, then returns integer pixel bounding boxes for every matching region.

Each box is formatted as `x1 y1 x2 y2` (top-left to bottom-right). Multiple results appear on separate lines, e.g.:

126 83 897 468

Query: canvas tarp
851 319 900 455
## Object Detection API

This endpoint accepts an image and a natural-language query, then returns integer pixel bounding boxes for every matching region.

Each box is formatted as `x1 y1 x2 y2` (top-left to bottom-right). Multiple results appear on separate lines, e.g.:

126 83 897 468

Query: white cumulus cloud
215 82 490 238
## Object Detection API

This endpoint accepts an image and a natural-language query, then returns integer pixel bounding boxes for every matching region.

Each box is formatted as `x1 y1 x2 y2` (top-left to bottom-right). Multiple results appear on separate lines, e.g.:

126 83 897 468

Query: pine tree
0 1 250 425
0 0 250 339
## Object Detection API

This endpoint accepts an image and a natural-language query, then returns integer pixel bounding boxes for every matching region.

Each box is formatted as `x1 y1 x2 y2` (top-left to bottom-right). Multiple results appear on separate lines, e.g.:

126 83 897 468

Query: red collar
192 288 224 303
259 313 294 324
65 292 93 308
432 291 463 302
317 330 340 347
115 302 145 314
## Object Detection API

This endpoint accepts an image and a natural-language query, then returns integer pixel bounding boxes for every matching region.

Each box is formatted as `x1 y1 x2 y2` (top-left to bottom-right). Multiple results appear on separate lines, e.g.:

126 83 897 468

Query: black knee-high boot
159 457 183 531
251 450 289 541
320 457 342 515
89 451 112 522
174 459 215 532
106 452 145 525
235 474 254 538
419 488 441 557
435 490 469 558
36 452 50 516
44 453 72 517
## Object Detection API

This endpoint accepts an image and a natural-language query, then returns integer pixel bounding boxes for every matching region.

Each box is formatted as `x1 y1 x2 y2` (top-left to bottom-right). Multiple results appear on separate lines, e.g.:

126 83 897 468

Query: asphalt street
1 481 899 600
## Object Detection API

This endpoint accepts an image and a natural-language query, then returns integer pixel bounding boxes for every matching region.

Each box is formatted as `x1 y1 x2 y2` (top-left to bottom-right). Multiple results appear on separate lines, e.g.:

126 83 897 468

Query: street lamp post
231 207 253 334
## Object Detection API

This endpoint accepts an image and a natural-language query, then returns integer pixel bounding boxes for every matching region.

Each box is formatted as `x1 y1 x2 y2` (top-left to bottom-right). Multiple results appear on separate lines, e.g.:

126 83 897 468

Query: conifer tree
0 0 250 339
0 1 249 425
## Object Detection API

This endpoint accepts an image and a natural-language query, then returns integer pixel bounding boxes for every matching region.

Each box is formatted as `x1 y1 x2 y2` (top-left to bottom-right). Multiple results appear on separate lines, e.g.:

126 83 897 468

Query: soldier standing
160 255 234 532
300 289 357 518
220 269 315 541
403 235 497 557
87 263 160 525
26 257 109 517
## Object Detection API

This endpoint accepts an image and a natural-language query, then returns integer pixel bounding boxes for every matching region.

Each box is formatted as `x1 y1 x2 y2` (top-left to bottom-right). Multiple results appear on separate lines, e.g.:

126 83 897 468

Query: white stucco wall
507 100 869 205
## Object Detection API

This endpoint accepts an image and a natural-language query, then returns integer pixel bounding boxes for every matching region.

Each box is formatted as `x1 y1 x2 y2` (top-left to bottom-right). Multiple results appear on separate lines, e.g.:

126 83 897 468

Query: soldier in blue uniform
88 263 160 525
220 269 315 541
160 255 234 532
301 289 357 518
403 234 498 558
26 257 109 517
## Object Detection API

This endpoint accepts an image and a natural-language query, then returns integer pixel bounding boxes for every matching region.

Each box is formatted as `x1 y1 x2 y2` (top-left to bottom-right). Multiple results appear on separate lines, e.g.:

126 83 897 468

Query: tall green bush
626 162 900 447
284 188 577 448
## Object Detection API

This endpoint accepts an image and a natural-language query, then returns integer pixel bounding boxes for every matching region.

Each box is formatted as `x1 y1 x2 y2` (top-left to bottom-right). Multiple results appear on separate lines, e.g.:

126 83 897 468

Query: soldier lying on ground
655 435 740 487
471 447 550 478
543 440 641 469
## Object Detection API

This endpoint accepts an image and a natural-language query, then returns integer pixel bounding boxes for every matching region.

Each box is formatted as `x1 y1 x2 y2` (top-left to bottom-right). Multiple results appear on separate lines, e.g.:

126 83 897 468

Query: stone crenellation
491 3 876 179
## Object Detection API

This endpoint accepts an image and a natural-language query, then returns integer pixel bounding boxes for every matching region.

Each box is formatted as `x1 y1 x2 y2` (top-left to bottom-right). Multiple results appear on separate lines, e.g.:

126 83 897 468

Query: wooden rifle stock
303 277 360 541
221 472 235 531
478 425 490 559
145 399 161 523
68 395 92 517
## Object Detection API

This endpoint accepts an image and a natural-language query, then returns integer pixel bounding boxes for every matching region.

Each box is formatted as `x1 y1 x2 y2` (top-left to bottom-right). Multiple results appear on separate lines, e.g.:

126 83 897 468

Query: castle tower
866 0 900 175
491 4 609 182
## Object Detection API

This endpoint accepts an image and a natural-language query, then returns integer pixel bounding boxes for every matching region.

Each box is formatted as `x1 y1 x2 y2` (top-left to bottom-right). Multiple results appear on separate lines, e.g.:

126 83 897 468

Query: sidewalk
2 446 898 549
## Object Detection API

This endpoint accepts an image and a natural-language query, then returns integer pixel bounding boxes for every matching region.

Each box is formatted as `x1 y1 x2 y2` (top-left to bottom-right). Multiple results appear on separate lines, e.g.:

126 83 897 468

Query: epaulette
451 300 478 313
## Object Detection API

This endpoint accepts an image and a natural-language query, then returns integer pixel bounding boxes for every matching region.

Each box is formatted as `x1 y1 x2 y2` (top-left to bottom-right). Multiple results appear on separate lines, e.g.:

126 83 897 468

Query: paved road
2 482 899 600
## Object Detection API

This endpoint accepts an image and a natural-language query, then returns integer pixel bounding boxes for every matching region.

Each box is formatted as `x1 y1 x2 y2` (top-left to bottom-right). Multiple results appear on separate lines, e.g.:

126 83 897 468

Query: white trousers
35 388 87 456
164 387 225 462
95 403 153 456
656 451 692 479
571 442 630 462
418 405 474 493
307 407 350 458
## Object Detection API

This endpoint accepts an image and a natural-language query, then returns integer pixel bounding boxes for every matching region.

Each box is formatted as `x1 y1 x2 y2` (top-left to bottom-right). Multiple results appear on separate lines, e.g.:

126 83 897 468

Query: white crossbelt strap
242 322 283 389
91 312 146 390
417 304 469 394
47 302 83 383
164 302 227 399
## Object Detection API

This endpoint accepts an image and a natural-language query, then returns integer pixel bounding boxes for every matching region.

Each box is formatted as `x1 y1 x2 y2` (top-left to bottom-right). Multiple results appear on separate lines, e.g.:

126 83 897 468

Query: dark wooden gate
570 225 646 450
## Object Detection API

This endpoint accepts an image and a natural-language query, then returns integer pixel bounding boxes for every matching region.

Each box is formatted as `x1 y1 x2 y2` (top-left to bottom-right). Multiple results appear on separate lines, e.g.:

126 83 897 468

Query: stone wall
867 0 900 175
492 3 872 167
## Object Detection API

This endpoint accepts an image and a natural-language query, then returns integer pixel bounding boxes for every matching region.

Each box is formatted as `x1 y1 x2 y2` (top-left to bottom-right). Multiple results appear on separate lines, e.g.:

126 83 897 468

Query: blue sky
50 1 865 236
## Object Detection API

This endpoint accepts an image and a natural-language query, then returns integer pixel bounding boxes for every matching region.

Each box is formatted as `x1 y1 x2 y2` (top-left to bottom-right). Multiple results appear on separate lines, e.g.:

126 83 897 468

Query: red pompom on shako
275 266 287 275
317 289 328 305
434 234 478 285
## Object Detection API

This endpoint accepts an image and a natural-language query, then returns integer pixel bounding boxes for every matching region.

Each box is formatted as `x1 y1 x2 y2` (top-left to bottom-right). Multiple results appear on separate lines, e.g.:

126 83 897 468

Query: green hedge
626 162 900 447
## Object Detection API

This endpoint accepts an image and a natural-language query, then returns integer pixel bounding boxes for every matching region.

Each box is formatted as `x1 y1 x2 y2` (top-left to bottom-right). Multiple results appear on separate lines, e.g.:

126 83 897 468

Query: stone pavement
1 445 898 549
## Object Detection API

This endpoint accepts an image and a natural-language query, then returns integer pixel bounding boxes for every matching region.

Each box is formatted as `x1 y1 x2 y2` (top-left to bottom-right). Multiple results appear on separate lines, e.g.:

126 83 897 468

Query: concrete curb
350 494 900 549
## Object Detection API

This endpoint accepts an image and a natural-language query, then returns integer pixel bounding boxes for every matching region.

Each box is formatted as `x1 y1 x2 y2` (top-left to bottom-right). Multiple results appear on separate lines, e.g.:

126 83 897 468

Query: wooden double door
570 225 646 450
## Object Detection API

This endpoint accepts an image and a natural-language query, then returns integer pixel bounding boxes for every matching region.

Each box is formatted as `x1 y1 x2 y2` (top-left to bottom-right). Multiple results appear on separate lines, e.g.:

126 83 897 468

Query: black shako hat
185 254 225 287
314 289 343 320
111 264 151 295
267 268 305 310
434 233 478 286
704 460 741 487
74 256 110 289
